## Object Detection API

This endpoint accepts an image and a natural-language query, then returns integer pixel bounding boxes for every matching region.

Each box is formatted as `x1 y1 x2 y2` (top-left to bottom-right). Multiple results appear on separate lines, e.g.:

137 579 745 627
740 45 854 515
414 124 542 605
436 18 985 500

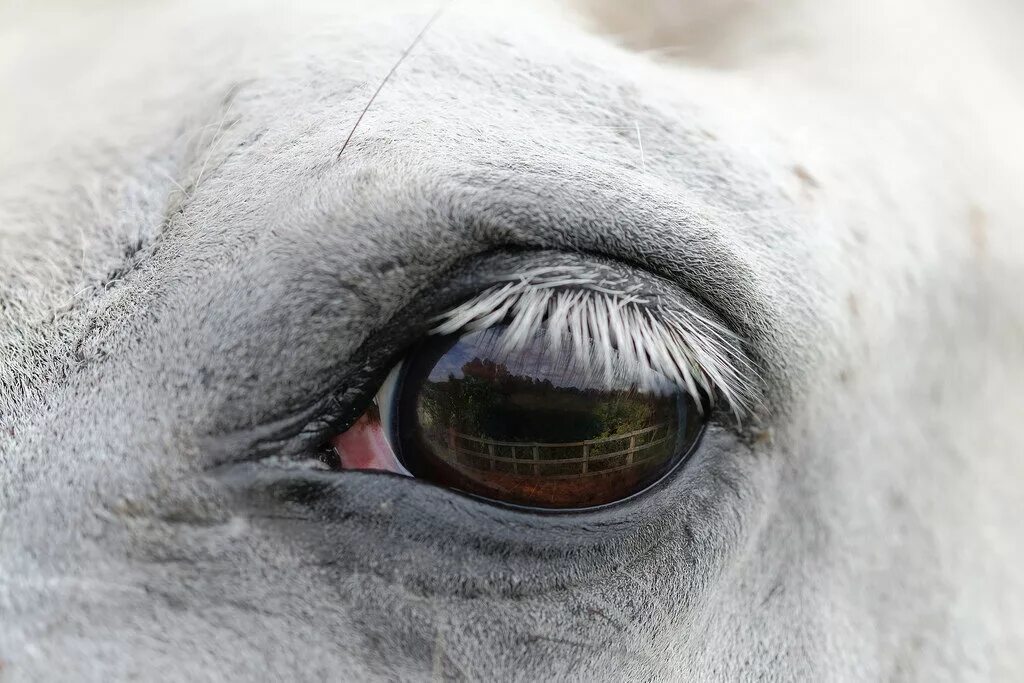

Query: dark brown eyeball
390 324 705 509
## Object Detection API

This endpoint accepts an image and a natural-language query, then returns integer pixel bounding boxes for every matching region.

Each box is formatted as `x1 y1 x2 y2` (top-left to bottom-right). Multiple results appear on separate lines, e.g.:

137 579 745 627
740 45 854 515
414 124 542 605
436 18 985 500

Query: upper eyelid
430 264 764 419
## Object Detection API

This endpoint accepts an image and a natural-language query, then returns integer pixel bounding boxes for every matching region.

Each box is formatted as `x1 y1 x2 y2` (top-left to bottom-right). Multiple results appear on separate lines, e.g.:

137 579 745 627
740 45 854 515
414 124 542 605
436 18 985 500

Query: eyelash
429 266 762 419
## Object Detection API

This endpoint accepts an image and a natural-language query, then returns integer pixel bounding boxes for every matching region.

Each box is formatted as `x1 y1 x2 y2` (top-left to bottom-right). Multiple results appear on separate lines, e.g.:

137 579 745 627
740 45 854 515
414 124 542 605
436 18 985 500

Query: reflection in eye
328 270 757 510
392 325 704 508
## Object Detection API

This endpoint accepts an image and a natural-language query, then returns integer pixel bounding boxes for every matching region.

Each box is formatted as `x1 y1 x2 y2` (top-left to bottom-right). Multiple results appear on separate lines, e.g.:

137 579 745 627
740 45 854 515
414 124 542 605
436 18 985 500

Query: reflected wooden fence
436 422 678 479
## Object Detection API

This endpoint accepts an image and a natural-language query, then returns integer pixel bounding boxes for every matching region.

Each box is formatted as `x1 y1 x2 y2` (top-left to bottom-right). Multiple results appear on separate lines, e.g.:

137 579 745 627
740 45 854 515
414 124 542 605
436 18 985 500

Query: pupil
394 324 702 508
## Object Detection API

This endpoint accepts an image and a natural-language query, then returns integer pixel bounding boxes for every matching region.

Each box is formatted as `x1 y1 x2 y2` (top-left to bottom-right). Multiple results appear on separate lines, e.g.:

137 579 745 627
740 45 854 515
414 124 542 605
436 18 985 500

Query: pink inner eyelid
331 412 409 475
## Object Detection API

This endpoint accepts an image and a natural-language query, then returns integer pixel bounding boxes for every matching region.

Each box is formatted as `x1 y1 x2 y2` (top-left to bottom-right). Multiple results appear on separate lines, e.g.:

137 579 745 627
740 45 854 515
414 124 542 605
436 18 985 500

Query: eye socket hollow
389 324 706 509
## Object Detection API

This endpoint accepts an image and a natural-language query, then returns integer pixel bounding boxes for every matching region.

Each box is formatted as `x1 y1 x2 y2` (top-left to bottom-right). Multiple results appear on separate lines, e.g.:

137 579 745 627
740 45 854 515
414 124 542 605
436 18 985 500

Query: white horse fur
1 0 1023 680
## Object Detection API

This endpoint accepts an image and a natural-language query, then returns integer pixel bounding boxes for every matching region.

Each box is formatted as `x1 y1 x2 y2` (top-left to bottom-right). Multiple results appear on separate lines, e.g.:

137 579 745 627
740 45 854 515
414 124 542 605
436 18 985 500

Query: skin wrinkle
1 0 1023 680
0 81 255 416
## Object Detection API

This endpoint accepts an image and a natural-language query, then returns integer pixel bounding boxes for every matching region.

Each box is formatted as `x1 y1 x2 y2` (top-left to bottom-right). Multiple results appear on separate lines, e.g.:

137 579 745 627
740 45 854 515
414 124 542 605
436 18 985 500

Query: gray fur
1 0 1022 680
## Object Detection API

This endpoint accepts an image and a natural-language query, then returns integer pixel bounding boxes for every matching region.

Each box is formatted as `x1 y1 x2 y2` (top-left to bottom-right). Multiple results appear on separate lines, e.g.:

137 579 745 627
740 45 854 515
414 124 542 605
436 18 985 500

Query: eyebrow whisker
337 2 450 160
634 120 646 173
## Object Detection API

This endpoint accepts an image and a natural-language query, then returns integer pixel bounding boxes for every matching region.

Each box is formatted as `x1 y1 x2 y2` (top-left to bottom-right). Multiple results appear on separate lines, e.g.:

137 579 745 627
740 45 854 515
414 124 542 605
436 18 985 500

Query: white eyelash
431 267 761 418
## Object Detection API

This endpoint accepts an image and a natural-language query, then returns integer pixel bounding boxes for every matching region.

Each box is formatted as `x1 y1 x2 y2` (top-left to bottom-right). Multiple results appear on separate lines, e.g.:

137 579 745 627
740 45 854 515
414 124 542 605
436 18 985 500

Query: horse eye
329 322 706 510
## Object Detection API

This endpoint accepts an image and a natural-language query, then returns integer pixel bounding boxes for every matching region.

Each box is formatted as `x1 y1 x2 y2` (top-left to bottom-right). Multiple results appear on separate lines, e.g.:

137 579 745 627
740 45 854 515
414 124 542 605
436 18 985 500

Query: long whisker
337 3 450 160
